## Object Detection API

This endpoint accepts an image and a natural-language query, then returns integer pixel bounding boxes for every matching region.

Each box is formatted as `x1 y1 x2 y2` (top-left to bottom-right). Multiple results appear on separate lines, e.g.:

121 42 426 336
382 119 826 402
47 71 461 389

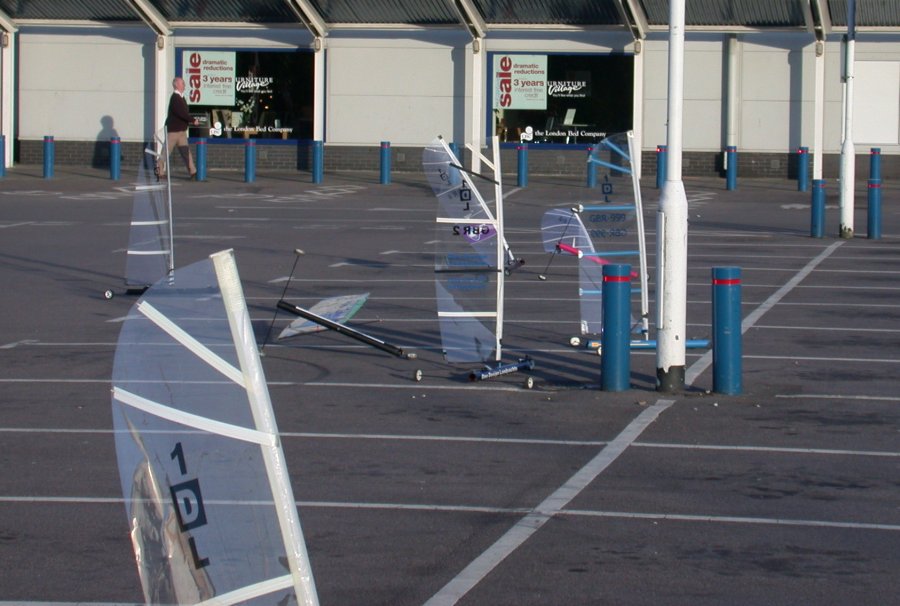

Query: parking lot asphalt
0 163 898 605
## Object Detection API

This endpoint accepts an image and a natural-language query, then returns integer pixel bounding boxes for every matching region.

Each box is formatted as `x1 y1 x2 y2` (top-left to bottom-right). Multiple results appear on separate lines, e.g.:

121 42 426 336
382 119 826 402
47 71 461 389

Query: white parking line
422 399 675 606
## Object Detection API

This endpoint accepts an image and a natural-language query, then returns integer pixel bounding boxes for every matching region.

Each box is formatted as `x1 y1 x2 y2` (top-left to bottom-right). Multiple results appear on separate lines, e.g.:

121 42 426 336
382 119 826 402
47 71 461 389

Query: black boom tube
277 300 415 359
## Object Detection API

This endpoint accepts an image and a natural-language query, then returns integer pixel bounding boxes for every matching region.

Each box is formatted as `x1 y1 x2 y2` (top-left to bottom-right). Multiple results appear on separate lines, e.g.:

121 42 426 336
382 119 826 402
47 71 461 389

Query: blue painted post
448 142 461 185
586 146 596 188
712 267 742 395
109 137 121 181
656 144 667 189
43 135 54 179
797 146 809 192
0 135 6 178
811 179 826 238
312 140 323 184
244 139 256 183
195 138 207 181
516 143 528 187
867 179 882 240
870 147 881 181
380 141 391 185
601 264 632 392
725 145 737 190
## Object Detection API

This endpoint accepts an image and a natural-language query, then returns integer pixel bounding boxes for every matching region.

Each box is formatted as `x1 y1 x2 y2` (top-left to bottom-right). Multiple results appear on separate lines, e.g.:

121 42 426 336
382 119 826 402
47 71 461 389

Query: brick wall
14 138 899 179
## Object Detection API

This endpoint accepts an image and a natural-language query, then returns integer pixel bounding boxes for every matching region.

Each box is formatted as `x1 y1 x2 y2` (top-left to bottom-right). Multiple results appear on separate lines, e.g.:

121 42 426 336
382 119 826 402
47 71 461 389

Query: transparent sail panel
582 130 649 339
124 127 173 288
279 292 369 339
424 138 502 363
112 255 315 605
541 207 593 253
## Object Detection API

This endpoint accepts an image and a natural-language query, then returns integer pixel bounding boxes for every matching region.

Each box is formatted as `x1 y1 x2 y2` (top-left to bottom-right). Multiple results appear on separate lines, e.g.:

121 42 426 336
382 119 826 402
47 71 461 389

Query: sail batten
138 300 246 387
113 387 276 447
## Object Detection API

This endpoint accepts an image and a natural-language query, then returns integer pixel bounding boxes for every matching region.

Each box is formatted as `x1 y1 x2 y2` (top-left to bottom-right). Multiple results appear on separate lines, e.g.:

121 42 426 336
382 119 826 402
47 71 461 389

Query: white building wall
17 26 154 142
324 31 470 146
643 34 726 152
11 25 900 156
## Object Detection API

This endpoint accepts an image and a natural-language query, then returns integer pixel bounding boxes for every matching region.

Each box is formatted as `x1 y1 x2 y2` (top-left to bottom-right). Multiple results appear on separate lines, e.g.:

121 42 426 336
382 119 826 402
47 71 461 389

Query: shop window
490 53 633 144
178 49 314 140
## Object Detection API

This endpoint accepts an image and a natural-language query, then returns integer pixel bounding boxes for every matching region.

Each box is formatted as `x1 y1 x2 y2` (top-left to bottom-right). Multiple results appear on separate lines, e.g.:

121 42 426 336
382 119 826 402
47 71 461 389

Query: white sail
542 131 649 340
124 127 174 289
423 137 505 363
112 249 319 605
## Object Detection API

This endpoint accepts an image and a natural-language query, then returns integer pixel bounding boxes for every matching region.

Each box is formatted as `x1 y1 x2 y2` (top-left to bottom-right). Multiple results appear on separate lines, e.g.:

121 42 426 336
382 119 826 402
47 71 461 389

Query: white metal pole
839 0 856 238
813 40 825 180
631 43 644 179
655 0 688 392
470 38 484 174
1 31 15 169
726 35 739 150
313 38 325 141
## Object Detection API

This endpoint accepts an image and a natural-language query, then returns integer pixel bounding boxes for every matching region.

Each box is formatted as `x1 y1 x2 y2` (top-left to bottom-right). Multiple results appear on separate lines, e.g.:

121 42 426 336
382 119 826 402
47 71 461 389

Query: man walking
159 76 197 180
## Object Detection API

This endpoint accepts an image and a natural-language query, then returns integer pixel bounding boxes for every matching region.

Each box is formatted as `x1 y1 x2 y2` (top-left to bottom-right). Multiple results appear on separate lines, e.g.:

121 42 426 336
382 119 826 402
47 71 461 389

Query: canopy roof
0 0 898 38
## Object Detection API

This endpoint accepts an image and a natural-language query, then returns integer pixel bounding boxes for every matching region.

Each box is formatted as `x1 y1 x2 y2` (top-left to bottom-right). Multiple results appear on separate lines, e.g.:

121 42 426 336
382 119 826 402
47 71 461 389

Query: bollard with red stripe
796 146 809 192
656 144 667 189
712 267 742 394
870 147 881 181
601 264 632 391
867 178 882 240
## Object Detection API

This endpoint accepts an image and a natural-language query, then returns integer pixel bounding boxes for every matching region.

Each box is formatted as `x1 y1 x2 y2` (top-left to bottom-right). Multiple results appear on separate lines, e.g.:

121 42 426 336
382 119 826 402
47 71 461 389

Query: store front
178 48 314 141
489 52 634 145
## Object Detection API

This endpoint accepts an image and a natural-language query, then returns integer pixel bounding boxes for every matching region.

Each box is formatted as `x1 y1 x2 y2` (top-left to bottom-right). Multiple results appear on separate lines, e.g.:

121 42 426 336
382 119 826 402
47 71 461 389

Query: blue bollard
312 140 323 183
244 139 256 183
380 141 391 185
196 138 207 181
712 266 742 395
797 146 809 192
586 146 596 188
870 147 881 181
448 142 461 185
867 178 882 240
0 134 6 178
811 179 826 238
656 144 667 189
109 137 121 181
516 144 528 187
601 264 632 391
725 145 737 190
43 135 54 179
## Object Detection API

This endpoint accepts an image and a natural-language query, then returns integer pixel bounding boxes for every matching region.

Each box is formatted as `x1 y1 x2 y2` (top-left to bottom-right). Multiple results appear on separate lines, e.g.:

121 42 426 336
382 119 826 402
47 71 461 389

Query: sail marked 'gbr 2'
423 137 506 364
111 249 319 606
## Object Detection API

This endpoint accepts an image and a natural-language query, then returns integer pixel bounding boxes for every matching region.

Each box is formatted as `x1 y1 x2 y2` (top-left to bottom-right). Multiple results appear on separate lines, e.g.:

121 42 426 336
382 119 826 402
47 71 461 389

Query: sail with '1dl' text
540 131 649 349
111 248 319 605
422 137 533 382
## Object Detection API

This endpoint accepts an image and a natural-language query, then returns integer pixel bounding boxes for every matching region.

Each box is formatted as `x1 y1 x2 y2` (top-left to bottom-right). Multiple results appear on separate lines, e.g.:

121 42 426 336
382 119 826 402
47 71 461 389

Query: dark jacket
165 92 192 133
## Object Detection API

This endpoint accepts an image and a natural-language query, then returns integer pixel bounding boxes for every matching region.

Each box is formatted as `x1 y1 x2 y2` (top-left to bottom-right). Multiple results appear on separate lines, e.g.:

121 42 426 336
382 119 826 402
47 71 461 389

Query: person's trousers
159 129 196 176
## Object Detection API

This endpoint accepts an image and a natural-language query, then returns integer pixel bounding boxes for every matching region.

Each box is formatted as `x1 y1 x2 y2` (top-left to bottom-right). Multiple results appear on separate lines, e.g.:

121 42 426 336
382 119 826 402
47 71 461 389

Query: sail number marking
452 224 491 236
169 442 211 569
